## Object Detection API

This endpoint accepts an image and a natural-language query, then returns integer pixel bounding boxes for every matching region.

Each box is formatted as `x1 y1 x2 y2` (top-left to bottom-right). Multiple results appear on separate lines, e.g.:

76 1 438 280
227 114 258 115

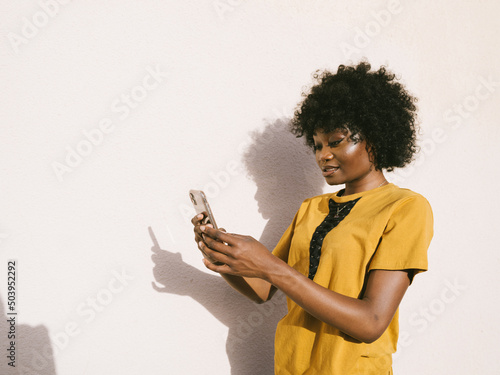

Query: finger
226 233 246 239
200 235 230 256
191 213 204 225
194 233 203 243
193 220 213 239
203 258 219 271
200 226 236 245
201 226 225 246
199 241 231 264
202 258 233 274
197 239 217 262
194 225 204 243
198 245 211 260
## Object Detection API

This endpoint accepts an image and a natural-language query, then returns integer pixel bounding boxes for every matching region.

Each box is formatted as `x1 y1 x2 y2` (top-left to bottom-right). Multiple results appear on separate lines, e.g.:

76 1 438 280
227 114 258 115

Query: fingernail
200 225 205 232
198 241 203 247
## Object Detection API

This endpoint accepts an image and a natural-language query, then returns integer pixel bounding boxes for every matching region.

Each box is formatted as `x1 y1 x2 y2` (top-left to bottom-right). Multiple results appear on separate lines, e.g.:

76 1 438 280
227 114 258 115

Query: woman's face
312 128 382 192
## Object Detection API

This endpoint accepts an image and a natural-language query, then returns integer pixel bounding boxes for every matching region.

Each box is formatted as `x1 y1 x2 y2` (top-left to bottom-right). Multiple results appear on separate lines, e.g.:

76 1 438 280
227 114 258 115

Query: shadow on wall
242 118 325 250
150 119 324 375
0 297 57 375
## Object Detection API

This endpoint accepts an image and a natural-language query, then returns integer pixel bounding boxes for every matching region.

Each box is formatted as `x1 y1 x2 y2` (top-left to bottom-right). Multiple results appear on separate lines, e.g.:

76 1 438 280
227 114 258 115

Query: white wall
1 1 499 374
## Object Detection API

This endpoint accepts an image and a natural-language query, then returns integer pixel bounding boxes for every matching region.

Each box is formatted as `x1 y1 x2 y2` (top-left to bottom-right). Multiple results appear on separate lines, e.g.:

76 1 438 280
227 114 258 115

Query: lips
322 165 340 177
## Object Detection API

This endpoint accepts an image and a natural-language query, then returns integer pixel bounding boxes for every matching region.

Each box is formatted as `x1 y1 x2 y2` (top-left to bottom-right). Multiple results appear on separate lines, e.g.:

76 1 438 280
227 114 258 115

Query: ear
365 143 377 167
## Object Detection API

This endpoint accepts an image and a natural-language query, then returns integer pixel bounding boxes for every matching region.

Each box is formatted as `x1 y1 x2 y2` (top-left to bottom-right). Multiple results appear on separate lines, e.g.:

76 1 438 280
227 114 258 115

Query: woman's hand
198 225 277 280
192 215 277 302
191 213 205 244
191 213 222 264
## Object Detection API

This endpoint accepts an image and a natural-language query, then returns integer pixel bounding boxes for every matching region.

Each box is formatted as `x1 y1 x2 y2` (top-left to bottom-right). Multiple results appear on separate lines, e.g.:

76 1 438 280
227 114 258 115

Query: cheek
343 143 372 168
342 142 361 159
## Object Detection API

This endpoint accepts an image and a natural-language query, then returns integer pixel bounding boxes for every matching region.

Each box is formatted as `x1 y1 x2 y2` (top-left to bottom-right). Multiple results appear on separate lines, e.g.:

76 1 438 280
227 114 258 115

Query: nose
318 148 333 161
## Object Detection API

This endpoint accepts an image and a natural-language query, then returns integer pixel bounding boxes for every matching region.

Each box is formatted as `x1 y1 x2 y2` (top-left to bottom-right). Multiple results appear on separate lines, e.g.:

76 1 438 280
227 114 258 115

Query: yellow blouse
272 183 434 374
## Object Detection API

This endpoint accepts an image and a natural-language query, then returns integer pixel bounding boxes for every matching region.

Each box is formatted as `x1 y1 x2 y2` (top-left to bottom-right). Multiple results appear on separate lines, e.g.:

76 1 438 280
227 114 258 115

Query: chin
325 178 342 186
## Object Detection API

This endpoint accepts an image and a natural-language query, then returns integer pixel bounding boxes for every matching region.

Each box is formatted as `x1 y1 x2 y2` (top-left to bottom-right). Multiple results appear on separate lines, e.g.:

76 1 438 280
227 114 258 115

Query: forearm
265 258 387 343
221 273 275 304
198 225 406 341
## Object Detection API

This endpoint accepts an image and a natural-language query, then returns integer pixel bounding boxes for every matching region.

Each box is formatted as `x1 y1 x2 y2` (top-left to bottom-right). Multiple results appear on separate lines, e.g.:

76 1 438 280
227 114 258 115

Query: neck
343 173 387 196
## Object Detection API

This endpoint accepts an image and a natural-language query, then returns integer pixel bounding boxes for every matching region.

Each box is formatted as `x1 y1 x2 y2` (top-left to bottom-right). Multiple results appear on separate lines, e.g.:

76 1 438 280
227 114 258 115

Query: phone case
189 190 218 229
189 190 223 265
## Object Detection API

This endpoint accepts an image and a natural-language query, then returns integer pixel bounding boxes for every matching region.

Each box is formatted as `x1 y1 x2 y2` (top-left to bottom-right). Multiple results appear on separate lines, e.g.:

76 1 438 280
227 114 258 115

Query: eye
313 144 321 151
328 139 343 147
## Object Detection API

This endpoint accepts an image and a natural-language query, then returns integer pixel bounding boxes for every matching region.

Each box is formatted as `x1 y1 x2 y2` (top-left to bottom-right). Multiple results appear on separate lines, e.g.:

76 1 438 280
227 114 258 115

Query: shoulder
297 186 432 217
386 186 432 213
301 192 333 205
381 187 434 233
290 193 333 222
298 192 335 211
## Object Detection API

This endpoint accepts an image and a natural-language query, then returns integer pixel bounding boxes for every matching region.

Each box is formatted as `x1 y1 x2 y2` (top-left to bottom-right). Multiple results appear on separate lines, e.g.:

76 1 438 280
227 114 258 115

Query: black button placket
308 197 361 280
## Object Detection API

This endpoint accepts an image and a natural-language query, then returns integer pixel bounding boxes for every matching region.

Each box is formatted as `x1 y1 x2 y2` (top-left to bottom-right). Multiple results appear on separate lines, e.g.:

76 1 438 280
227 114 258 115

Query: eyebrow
312 129 347 137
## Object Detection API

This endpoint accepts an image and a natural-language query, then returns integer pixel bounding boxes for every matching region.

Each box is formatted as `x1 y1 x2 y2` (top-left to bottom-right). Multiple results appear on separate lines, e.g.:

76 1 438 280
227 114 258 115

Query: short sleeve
368 195 434 281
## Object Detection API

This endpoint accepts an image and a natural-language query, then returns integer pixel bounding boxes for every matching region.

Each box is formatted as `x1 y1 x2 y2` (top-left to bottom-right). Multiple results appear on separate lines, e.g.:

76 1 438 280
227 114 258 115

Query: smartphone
189 190 218 229
189 190 223 265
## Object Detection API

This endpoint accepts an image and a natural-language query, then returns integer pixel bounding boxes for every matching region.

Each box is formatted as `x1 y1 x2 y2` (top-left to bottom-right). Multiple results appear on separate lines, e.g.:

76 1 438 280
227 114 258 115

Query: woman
192 62 433 374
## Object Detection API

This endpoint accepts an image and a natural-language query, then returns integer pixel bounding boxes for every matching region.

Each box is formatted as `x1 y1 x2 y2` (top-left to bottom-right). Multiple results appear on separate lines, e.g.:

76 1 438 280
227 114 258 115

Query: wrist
262 255 293 287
